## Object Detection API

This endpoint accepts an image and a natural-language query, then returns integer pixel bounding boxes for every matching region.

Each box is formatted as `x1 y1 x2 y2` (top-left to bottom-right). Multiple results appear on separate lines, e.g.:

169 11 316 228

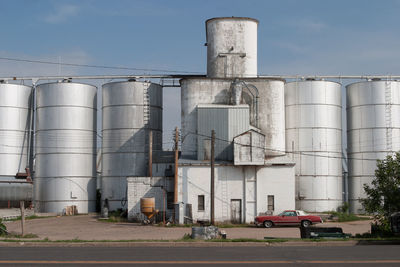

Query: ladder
221 176 229 220
385 81 392 151
143 83 150 128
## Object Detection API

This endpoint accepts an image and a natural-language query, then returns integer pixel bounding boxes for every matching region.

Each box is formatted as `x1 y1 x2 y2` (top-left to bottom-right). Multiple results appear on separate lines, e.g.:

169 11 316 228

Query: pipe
0 74 206 81
2 74 400 81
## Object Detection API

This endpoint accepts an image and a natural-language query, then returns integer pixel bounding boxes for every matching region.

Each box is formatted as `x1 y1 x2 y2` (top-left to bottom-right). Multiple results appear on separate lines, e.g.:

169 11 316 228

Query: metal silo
285 80 343 212
347 80 400 213
206 17 258 78
34 82 97 213
101 81 162 211
0 83 32 179
180 78 285 159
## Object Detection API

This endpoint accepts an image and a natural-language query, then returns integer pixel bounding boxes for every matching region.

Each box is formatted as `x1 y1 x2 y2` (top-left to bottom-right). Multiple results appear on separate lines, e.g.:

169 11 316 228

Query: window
198 195 205 211
282 211 297 216
267 195 274 211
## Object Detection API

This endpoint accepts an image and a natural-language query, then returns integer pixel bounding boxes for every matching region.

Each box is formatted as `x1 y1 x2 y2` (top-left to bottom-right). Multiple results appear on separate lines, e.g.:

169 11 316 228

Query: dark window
267 195 274 211
283 211 297 216
167 192 174 209
198 195 205 211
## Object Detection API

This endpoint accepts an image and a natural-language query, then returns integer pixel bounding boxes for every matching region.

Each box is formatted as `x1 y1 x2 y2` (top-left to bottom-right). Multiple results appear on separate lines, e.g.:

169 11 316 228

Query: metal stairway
385 81 392 151
143 83 150 128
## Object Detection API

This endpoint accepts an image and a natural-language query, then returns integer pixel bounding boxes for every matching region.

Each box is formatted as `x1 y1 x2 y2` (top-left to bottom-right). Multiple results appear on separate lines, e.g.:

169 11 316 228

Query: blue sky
1 0 400 147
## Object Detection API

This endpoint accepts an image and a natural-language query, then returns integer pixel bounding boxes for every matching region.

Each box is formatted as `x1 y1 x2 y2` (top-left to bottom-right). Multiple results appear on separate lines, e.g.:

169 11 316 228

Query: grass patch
208 238 289 243
3 215 54 222
98 209 128 223
1 232 38 239
215 223 253 228
329 212 371 222
98 216 128 223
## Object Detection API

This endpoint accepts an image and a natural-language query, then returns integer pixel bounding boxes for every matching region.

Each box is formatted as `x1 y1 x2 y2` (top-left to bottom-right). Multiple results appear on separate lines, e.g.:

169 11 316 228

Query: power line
0 56 202 74
186 131 393 162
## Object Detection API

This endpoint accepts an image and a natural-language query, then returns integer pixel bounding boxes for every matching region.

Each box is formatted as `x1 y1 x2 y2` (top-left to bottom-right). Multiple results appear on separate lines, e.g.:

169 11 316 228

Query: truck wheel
263 221 273 228
301 220 311 227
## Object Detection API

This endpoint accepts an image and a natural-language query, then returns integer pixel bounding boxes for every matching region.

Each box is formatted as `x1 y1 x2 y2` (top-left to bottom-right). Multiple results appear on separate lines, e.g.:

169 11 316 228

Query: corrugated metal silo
206 17 258 78
101 81 162 211
285 80 343 212
34 82 97 213
0 83 32 179
347 80 400 213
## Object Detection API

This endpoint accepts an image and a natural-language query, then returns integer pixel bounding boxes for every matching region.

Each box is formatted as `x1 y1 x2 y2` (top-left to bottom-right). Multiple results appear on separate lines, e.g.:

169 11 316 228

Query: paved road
0 245 399 266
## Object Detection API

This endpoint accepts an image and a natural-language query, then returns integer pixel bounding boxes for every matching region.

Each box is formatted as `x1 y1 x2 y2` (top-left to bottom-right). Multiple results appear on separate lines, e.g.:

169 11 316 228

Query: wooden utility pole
211 130 215 225
20 201 25 237
148 130 153 177
174 127 179 203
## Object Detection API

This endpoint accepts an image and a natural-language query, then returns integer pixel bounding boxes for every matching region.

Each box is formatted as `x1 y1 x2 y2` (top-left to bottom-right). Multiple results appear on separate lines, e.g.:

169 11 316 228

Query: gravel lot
2 212 373 241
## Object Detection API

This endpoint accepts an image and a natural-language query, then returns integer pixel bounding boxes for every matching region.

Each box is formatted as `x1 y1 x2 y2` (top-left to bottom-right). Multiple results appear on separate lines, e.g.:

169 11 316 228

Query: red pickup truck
255 210 323 228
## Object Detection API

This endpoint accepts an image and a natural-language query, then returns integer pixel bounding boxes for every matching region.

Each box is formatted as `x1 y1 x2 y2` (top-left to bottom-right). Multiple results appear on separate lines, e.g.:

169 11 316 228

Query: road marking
0 260 400 264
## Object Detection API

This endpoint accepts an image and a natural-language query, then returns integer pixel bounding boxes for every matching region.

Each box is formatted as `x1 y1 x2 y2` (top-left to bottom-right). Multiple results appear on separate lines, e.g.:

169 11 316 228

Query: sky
1 0 400 149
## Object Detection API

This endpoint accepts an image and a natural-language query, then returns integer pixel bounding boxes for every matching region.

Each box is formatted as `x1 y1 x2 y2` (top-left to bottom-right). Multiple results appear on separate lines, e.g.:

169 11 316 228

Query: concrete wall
180 78 285 159
177 161 295 223
256 164 296 216
127 176 173 221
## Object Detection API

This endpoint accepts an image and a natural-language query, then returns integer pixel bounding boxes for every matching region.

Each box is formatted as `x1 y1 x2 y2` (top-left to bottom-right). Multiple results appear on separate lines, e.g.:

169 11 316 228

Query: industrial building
0 16 399 220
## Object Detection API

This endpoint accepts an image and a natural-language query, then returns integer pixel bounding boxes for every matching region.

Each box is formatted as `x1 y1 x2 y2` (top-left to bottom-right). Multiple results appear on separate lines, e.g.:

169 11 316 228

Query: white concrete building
127 158 295 224
177 158 295 224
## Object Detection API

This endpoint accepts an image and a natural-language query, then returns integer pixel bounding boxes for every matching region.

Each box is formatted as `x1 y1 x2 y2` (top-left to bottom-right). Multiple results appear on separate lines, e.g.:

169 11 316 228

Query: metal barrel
140 197 155 215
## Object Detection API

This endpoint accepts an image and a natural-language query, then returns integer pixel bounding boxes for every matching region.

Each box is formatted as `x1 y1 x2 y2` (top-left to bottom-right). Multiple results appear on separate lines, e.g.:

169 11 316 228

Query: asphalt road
0 245 399 266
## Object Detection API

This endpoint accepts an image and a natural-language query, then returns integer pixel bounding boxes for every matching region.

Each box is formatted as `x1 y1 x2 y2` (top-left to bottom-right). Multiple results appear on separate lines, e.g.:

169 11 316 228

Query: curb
0 240 360 247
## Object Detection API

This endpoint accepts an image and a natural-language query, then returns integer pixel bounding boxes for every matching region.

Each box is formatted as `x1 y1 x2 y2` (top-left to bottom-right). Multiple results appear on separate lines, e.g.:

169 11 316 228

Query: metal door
230 199 242 224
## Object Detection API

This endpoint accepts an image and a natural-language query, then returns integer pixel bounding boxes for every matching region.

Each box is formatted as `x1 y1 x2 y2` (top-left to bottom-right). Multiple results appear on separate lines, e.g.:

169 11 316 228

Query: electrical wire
0 56 202 74
184 131 394 162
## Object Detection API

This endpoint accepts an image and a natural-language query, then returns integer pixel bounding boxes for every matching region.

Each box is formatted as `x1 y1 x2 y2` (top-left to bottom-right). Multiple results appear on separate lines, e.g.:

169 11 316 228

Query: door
230 199 241 224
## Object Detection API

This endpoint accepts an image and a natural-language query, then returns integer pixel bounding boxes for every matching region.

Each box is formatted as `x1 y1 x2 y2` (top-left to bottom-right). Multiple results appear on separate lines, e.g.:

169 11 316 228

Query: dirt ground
2 214 373 241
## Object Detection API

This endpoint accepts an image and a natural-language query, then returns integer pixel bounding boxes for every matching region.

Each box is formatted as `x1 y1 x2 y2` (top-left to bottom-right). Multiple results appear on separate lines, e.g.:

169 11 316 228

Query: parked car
255 210 323 228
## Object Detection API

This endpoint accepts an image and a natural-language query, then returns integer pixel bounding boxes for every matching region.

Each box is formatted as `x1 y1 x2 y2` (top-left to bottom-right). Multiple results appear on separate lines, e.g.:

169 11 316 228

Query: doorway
230 199 242 224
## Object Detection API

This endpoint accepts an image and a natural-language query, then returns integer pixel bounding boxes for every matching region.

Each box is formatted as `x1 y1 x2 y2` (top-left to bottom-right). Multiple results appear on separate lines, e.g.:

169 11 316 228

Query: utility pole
20 201 25 236
174 127 179 203
174 127 179 224
211 129 215 225
148 130 153 177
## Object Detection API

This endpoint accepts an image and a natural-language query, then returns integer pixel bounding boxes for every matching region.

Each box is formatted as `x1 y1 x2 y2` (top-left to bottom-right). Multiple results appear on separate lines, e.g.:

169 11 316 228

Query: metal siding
102 81 163 211
285 80 343 212
34 82 97 213
347 81 400 213
0 84 31 179
197 105 249 161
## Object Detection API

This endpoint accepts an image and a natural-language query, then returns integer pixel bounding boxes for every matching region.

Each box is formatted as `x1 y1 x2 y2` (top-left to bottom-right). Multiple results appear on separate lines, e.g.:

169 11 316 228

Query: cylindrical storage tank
347 80 400 213
180 78 285 159
285 80 343 212
0 84 32 179
102 81 162 211
206 17 258 78
34 82 97 213
140 197 155 216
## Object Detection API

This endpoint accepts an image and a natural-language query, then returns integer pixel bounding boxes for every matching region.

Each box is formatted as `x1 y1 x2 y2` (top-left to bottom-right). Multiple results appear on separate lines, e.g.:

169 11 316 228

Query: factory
0 17 399 222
